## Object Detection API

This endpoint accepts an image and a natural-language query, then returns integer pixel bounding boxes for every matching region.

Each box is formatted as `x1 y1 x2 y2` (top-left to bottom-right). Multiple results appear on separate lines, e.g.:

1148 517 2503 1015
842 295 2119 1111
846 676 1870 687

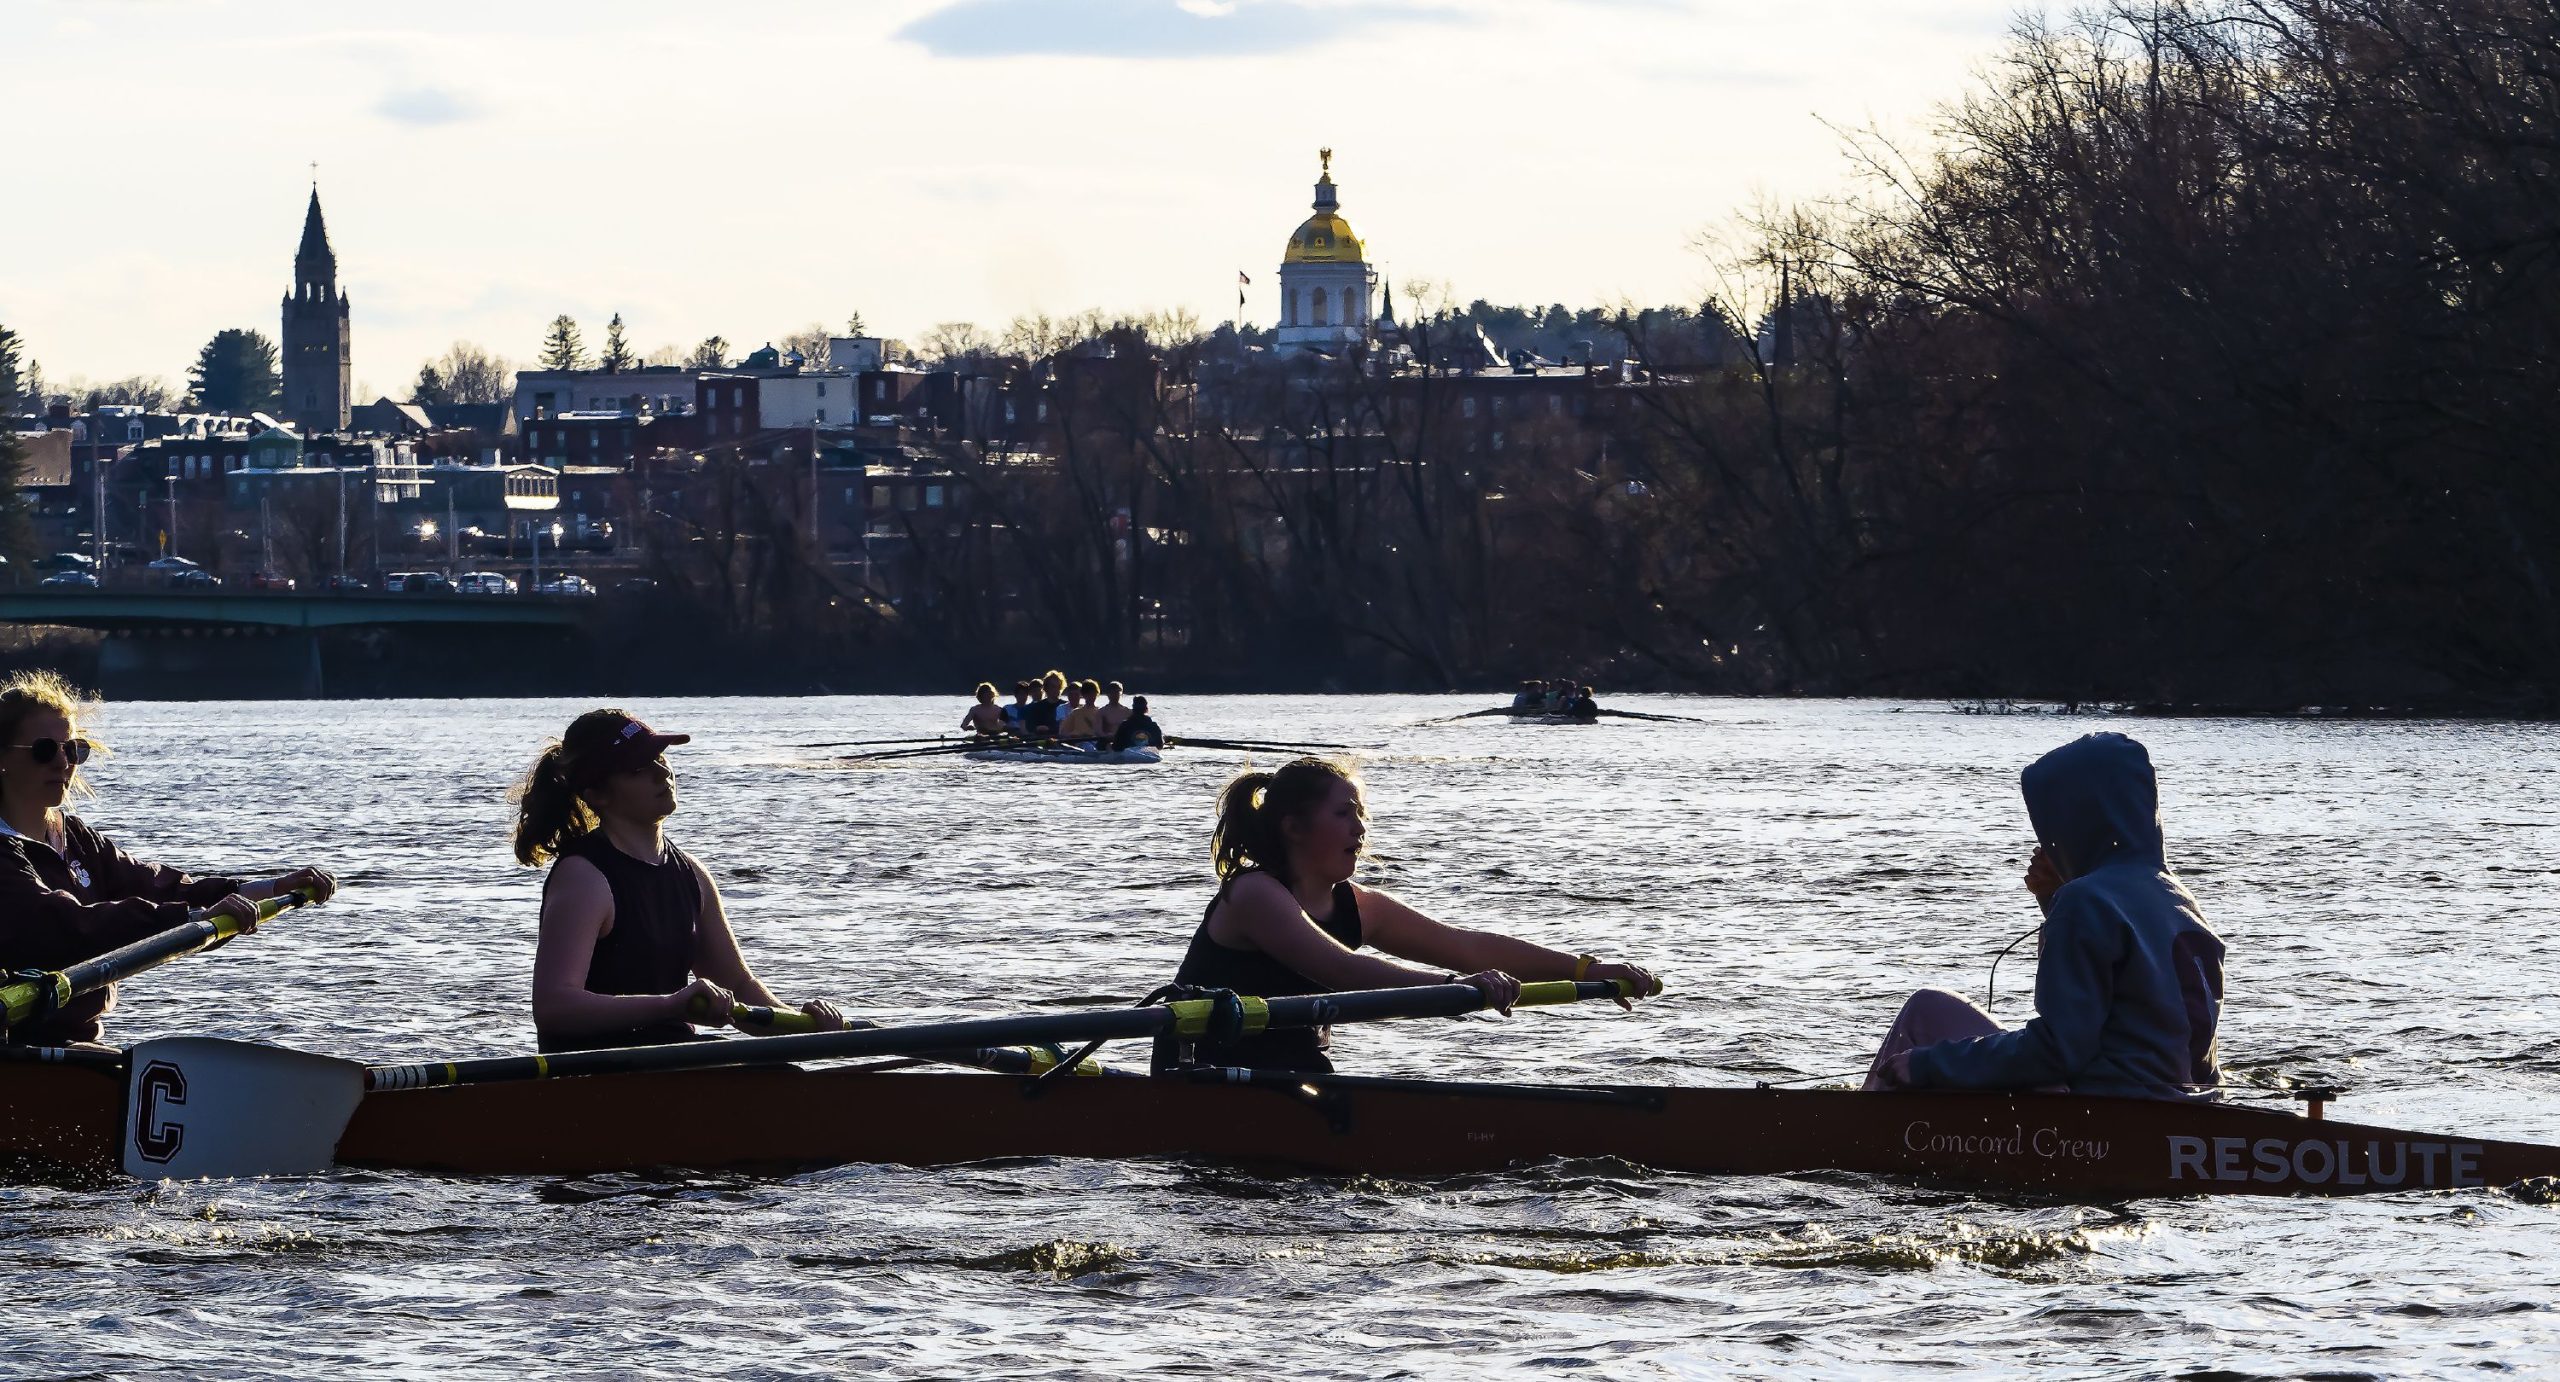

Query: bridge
0 590 594 698
0 590 586 632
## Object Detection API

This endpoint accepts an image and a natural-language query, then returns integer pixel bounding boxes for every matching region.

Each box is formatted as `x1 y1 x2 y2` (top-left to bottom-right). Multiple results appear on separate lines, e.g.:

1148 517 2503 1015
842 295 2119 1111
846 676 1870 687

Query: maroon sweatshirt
0 814 242 1044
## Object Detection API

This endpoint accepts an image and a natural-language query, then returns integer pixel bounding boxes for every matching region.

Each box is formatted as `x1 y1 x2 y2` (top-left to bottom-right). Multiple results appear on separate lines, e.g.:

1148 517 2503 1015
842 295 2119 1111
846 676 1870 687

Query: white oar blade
123 1037 364 1179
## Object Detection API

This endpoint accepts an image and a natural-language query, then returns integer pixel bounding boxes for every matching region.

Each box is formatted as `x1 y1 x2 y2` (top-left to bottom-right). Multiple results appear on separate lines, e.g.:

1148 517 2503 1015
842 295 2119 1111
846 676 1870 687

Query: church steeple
295 186 337 297
281 181 352 434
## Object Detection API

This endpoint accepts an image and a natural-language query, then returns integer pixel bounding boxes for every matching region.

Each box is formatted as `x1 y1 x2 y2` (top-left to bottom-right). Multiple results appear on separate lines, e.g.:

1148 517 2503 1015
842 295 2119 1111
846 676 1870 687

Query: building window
817 409 827 422
732 387 744 408
925 485 944 507
1311 286 1329 326
1462 397 1477 419
1549 394 1562 415
1037 401 1048 421
817 382 826 397
844 487 857 505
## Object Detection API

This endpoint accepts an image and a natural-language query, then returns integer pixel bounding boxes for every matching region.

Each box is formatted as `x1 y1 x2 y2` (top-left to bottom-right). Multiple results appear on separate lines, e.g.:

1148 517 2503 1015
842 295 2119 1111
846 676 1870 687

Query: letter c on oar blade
121 1037 367 1180
130 1060 187 1165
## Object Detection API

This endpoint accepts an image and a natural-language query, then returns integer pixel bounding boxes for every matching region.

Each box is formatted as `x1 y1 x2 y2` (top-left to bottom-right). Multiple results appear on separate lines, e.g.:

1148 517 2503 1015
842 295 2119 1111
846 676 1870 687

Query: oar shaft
2 890 311 1029
372 980 1640 1091
721 1001 1109 1075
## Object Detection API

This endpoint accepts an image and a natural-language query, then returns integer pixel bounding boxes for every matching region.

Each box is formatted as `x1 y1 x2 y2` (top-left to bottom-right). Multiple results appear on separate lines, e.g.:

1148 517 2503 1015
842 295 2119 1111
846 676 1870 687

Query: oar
3 889 314 1032
702 998 1114 1076
1165 736 1358 754
122 980 1645 1178
1593 708 1709 725
800 735 961 750
842 740 1015 763
1414 707 1524 726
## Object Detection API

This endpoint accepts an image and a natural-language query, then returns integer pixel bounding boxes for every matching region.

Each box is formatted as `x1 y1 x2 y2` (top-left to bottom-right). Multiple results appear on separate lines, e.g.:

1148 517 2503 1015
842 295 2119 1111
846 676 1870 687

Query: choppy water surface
4 696 2556 1378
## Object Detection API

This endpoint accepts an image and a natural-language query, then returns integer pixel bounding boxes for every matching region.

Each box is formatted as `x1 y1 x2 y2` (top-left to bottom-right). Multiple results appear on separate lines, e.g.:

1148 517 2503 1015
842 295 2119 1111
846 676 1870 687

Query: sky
2 0 2021 396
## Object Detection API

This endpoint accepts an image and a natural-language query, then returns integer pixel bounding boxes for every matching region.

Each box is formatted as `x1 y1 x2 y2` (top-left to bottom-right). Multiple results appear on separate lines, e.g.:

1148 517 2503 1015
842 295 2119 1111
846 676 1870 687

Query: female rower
514 709 847 1052
1164 757 1658 1073
962 683 1007 737
0 671 338 1046
1097 682 1132 736
1866 733 2225 1098
1058 680 1105 744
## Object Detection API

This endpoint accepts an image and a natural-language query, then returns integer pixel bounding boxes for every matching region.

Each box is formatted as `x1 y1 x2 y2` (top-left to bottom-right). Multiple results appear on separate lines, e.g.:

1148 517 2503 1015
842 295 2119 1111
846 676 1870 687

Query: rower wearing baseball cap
510 709 848 1052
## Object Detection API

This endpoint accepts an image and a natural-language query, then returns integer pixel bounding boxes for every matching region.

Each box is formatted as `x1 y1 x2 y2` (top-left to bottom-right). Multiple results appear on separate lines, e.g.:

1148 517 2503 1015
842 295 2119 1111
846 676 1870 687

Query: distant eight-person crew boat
0 676 2546 1198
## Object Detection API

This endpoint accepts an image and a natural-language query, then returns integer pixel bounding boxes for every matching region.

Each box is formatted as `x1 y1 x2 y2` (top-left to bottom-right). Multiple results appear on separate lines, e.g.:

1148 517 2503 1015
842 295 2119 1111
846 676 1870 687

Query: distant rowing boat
962 744 1163 765
4 1054 2550 1196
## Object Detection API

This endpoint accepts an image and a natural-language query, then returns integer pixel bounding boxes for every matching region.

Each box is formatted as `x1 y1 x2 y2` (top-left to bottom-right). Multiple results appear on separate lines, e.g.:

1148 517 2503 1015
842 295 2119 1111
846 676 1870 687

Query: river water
3 696 2554 1378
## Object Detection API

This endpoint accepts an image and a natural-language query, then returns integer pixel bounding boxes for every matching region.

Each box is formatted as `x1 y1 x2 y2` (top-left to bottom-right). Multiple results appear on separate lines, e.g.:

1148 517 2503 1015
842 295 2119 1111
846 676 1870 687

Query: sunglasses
8 738 93 766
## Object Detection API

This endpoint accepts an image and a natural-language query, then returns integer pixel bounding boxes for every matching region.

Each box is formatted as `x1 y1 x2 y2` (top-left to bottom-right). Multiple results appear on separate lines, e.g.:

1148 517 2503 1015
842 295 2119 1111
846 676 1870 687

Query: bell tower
280 184 352 434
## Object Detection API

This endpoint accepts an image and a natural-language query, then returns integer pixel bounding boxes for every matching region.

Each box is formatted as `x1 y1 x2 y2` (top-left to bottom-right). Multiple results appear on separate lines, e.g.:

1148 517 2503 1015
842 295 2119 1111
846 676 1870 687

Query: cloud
895 0 1461 60
373 86 483 127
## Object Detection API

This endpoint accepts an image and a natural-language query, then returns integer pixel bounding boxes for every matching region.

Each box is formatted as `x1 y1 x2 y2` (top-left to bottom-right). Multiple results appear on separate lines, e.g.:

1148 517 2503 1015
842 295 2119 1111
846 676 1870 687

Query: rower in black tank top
1169 872 1363 1073
539 833 703 1052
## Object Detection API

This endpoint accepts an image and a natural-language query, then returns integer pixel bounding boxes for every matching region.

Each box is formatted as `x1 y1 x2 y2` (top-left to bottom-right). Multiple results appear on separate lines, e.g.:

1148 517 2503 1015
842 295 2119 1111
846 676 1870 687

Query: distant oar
1592 708 1710 725
123 980 1646 1178
842 739 1019 763
4 889 313 1031
1164 735 1356 754
800 735 962 750
1414 707 1523 726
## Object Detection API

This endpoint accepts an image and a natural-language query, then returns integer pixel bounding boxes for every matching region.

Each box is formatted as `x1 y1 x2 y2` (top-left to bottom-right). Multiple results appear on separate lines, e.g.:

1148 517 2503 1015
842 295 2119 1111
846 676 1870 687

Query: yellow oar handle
1 888 316 1030
193 888 314 939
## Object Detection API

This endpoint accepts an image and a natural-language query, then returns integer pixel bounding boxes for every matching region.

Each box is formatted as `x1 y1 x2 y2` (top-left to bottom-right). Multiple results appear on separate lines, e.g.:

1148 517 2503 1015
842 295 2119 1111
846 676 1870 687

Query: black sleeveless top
539 833 704 1052
1168 874 1362 1073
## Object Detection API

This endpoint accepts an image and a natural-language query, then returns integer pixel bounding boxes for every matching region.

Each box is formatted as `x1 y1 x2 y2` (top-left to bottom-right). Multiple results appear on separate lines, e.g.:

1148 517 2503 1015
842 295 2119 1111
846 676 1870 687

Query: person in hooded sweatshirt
1865 732 2226 1098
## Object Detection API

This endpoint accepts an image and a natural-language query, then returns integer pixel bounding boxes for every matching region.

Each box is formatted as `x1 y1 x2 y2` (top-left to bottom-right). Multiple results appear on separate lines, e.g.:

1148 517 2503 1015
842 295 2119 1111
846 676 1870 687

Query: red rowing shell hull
327 1069 2560 1197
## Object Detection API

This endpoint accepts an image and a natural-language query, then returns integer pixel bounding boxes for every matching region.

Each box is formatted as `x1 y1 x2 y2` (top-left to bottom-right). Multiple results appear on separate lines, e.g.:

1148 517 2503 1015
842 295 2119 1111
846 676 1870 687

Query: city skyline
7 0 2018 390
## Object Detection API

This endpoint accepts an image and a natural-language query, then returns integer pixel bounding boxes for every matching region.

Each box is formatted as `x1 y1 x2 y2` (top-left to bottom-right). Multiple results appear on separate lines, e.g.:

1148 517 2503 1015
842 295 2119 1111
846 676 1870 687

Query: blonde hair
0 669 102 806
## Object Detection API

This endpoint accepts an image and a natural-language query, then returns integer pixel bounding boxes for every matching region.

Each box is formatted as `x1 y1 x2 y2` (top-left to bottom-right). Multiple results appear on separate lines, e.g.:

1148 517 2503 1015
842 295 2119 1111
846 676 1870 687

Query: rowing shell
8 1056 2554 1196
962 745 1162 765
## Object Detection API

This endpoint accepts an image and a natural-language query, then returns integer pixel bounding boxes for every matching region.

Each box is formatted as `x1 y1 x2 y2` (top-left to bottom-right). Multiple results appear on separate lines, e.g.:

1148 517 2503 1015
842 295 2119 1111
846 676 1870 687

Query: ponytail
1210 756 1358 883
510 742 595 865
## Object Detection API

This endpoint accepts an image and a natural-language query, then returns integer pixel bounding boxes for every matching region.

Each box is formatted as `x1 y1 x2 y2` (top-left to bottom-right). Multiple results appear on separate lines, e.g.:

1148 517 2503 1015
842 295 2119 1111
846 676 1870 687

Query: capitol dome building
1275 149 1379 357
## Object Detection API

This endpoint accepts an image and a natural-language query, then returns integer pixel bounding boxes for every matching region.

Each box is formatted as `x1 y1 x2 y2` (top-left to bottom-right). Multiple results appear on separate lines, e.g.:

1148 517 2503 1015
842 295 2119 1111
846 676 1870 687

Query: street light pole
165 473 177 561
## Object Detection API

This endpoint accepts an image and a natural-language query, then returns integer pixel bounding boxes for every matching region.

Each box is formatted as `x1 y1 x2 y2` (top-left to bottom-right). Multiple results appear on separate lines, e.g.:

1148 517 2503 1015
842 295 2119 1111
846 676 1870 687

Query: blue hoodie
1906 733 2226 1098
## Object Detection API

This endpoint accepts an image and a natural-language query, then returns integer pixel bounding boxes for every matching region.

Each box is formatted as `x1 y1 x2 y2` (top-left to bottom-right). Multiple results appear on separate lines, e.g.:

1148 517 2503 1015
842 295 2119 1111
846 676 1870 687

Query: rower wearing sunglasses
0 671 338 1046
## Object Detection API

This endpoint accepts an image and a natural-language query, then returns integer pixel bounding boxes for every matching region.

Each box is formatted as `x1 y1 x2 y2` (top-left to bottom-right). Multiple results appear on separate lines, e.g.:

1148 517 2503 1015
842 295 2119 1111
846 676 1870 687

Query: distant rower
1058 679 1106 743
1162 757 1657 1073
962 683 1007 737
1867 733 2225 1098
514 710 847 1052
1112 695 1163 751
0 671 338 1046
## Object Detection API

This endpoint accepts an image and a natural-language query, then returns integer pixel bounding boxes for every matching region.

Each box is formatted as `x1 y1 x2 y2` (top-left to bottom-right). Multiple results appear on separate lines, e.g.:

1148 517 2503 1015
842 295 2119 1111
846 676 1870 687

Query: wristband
1573 954 1597 981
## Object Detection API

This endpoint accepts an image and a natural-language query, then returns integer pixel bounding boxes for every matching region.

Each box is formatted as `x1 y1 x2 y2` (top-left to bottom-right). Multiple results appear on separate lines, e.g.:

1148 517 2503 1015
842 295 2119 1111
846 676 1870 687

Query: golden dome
1285 211 1363 263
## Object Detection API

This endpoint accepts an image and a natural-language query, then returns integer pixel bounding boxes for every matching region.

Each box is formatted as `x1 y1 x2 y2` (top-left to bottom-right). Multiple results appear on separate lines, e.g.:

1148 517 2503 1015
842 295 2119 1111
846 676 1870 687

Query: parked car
384 571 453 595
453 572 519 596
178 570 222 590
37 570 99 590
43 552 97 572
534 574 597 597
324 575 368 593
246 571 296 592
